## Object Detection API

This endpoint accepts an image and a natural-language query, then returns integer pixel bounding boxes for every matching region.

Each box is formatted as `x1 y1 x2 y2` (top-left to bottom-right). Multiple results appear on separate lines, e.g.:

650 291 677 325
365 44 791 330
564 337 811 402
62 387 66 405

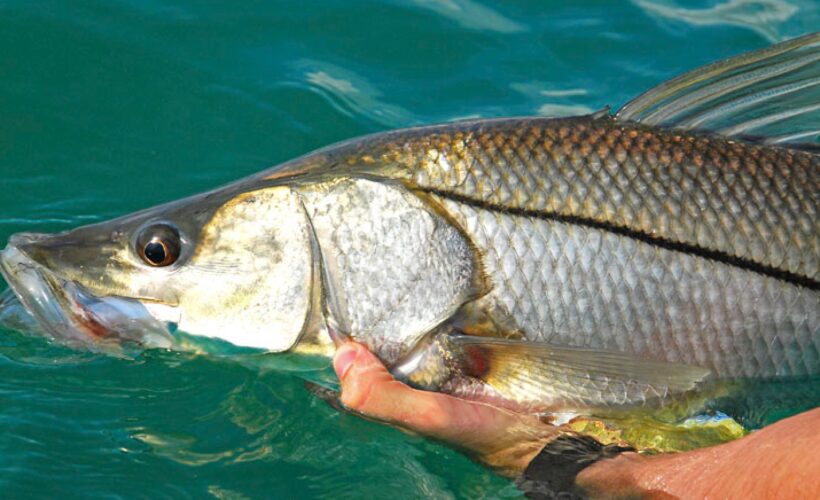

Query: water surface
0 1 817 497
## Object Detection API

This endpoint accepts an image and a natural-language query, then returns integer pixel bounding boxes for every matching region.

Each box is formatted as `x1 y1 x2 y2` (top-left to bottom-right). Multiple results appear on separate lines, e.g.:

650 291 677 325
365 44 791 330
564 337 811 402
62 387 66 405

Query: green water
0 1 817 497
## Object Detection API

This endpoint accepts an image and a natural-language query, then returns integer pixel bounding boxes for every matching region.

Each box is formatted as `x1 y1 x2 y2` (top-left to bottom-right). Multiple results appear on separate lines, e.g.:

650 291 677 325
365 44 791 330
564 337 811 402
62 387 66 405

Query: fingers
333 341 451 434
332 341 559 469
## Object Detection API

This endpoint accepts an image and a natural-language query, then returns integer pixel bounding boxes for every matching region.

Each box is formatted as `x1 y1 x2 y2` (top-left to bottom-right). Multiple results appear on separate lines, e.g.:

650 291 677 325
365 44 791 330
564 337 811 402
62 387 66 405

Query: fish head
0 186 316 352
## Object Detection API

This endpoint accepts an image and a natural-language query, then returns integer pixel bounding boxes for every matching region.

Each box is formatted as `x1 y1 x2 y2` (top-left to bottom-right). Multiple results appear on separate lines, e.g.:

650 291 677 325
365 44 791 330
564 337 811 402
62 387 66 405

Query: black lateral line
420 187 819 291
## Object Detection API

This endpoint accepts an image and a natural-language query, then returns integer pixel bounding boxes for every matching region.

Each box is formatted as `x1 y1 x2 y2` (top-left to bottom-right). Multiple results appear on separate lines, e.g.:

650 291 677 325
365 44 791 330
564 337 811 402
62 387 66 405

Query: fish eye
136 224 181 267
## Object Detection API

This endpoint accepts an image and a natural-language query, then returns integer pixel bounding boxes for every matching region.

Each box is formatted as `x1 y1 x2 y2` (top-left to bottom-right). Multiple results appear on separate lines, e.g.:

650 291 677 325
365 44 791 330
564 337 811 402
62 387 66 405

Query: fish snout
7 232 52 247
2 232 58 271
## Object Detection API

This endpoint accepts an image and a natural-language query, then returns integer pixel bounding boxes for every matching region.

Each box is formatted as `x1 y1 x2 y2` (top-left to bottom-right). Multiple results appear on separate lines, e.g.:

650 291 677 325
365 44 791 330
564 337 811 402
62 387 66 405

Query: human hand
332 340 561 475
332 340 820 498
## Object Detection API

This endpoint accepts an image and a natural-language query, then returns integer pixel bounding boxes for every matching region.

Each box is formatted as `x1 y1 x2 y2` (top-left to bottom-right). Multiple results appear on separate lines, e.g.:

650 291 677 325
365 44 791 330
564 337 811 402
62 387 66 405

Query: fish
1 33 818 422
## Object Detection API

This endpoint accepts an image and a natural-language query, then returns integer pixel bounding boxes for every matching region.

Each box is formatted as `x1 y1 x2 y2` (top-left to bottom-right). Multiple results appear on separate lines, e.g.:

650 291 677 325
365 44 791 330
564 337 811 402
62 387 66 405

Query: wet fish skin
323 114 819 283
296 176 478 363
0 113 817 412
434 195 817 380
286 114 818 385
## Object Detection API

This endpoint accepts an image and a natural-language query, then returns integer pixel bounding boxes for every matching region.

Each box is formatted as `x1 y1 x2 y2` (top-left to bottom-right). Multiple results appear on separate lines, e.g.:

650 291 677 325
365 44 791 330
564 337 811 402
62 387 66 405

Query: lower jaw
0 287 44 335
0 247 173 349
0 246 79 341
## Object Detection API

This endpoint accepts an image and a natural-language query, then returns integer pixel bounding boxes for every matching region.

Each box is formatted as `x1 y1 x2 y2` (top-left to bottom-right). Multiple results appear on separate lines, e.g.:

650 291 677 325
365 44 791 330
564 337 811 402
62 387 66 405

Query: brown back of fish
363 114 818 285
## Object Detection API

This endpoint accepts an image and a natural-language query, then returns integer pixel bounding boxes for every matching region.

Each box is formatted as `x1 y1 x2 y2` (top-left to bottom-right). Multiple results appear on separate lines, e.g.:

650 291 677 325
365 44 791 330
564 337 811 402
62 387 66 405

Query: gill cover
173 187 314 351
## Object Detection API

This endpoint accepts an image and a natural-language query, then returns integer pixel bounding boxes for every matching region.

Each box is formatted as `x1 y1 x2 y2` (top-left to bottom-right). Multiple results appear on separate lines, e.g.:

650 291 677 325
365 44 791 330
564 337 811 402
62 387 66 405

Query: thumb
332 341 398 411
333 342 363 381
333 341 389 381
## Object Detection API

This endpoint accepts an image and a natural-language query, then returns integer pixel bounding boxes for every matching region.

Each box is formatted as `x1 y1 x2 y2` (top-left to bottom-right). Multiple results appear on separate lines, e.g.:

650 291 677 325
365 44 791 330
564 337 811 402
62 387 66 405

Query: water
0 1 817 497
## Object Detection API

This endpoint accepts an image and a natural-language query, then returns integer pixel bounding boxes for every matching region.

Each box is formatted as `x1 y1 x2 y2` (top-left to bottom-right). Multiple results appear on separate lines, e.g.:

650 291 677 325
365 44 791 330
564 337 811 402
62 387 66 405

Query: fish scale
349 115 818 282
431 194 818 378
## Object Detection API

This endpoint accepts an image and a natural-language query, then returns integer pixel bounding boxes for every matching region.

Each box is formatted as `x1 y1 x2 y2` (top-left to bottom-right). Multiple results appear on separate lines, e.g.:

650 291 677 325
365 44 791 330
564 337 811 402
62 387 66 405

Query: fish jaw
0 239 175 349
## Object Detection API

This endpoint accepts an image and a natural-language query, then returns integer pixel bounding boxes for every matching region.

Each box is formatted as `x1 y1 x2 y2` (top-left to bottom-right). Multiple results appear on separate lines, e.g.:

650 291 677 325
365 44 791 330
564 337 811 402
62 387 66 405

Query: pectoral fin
442 335 712 412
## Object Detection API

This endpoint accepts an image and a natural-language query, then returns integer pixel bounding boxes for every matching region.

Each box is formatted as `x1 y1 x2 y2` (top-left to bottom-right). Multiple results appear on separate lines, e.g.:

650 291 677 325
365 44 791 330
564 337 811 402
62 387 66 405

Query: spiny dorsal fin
616 32 820 147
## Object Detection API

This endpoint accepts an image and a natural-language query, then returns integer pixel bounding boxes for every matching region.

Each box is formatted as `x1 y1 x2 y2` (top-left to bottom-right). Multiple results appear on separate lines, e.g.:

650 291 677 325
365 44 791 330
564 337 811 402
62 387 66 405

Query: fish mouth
0 240 175 349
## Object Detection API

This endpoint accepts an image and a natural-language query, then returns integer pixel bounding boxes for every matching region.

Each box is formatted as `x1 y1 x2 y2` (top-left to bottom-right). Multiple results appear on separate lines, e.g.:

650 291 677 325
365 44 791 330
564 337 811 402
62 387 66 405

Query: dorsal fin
616 32 820 148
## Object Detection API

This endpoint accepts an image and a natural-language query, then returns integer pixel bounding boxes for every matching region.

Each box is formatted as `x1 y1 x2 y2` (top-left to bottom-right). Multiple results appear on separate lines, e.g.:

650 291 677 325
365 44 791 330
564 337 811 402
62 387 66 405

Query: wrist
575 451 650 498
480 436 555 476
518 434 635 497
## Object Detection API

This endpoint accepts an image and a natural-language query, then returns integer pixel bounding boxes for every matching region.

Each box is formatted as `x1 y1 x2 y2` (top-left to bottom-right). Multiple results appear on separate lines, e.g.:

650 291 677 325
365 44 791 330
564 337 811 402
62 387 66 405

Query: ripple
208 485 252 500
0 214 101 227
293 60 417 128
410 0 527 34
633 0 801 42
511 82 595 117
131 430 236 466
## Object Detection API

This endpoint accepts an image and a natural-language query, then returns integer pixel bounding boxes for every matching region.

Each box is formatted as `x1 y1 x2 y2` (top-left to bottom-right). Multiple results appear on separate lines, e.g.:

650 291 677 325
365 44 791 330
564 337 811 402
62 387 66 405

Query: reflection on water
296 60 418 128
410 0 527 33
510 82 595 117
633 0 802 42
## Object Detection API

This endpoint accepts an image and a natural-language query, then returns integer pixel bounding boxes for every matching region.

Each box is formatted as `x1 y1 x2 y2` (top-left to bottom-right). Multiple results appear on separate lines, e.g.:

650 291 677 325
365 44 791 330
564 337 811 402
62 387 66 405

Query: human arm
576 408 820 498
333 340 820 498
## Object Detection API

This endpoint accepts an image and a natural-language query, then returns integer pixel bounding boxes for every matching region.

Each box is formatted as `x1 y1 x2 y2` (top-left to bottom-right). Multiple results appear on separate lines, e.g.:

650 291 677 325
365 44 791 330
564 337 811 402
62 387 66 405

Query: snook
1 34 818 418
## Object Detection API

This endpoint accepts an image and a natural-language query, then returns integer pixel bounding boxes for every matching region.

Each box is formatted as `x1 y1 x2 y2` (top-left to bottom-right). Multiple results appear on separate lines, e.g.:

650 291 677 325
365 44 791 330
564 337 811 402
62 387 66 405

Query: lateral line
420 187 819 291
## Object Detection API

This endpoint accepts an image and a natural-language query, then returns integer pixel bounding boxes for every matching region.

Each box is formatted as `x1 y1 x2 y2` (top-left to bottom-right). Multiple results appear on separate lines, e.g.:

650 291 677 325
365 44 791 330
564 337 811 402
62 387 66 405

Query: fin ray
448 335 712 410
616 32 820 147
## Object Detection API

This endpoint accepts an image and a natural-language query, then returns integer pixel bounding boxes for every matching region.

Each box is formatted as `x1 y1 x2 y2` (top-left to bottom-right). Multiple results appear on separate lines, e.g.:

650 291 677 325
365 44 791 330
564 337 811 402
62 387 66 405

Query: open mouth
0 243 174 349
